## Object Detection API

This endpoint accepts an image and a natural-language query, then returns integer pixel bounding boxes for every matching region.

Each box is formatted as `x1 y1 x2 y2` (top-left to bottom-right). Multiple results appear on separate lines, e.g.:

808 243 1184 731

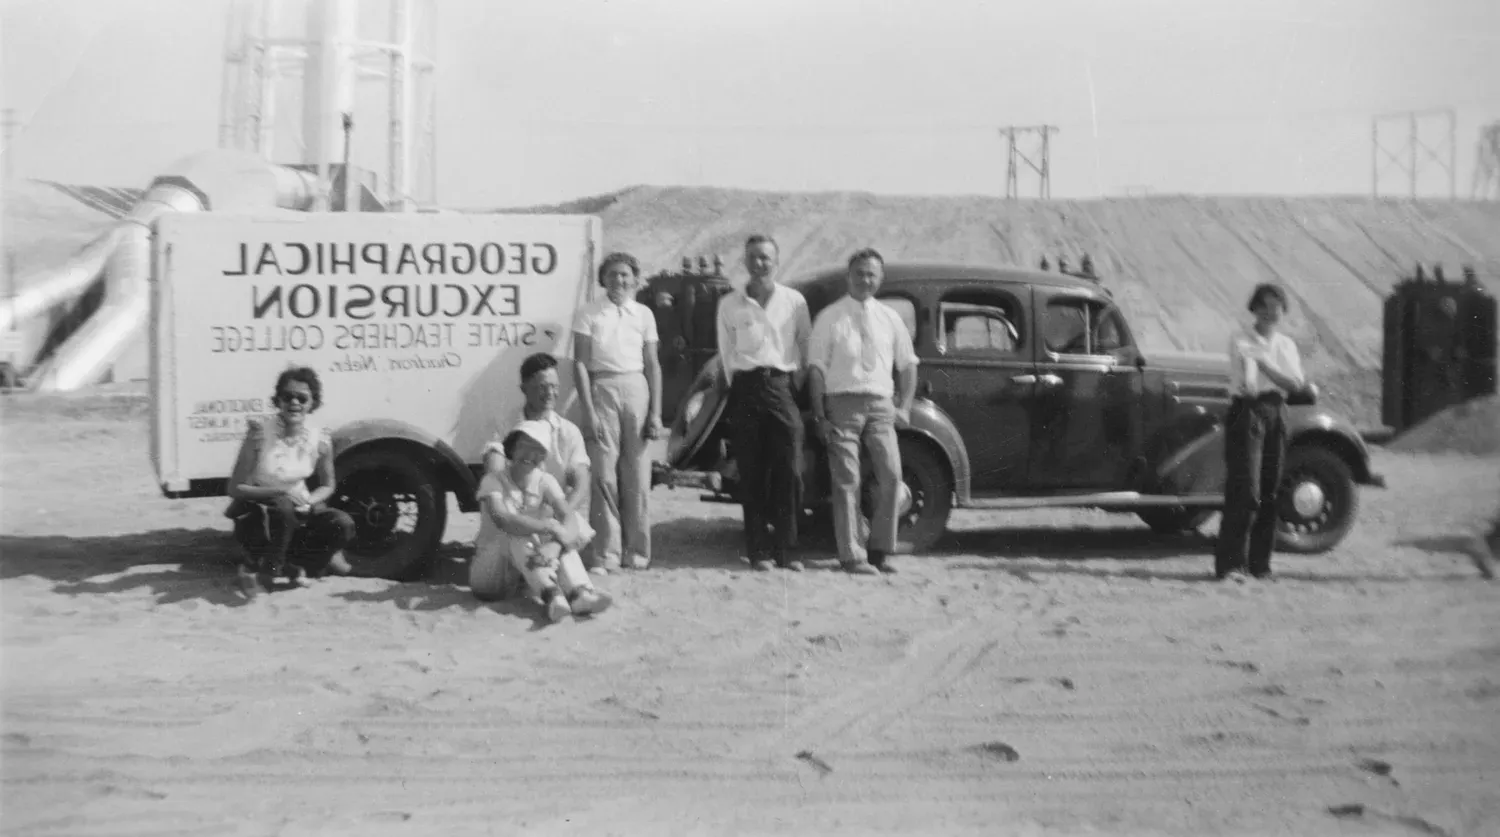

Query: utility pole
1 108 19 182
1 108 19 373
1371 108 1456 200
1001 124 1058 199
1473 121 1500 201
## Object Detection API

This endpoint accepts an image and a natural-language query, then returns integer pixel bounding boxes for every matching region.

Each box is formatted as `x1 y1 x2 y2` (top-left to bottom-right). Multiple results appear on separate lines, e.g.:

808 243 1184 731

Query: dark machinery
637 254 733 425
1382 264 1497 433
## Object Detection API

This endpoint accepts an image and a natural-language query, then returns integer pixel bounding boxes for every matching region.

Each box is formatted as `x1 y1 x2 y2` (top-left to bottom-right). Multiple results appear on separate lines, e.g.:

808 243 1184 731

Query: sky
1 0 1497 208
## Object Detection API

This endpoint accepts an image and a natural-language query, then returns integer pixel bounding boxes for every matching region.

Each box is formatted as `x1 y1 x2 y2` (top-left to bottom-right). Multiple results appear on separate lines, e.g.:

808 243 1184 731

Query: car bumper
650 461 723 492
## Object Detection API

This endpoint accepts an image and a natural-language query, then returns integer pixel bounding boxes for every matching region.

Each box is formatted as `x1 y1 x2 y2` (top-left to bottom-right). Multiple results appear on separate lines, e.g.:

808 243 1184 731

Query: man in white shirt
808 248 920 575
1216 282 1307 582
716 234 812 572
483 352 591 512
477 352 592 598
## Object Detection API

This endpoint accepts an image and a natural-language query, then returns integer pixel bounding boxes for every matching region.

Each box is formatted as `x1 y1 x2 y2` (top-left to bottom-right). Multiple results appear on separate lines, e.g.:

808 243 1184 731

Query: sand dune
8 179 1499 423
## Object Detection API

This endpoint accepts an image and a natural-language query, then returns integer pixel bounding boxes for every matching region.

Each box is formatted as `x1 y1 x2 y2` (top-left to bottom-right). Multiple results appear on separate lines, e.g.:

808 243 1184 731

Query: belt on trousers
735 366 791 379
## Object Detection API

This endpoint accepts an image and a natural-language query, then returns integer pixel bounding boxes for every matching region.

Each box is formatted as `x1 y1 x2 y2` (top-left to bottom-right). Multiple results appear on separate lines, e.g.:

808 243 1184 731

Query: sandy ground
3 396 1499 836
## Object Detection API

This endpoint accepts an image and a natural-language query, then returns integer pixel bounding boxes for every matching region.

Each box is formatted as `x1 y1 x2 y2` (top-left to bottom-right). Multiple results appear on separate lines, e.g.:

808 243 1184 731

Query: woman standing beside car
572 252 665 574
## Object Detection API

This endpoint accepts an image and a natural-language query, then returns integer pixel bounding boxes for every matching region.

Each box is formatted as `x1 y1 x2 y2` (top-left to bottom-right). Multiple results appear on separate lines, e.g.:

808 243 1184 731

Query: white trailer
150 211 602 579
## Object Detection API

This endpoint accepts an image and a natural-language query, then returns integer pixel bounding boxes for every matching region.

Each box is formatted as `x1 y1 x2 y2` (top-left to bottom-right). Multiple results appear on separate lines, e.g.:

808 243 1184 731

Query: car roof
787 261 1107 295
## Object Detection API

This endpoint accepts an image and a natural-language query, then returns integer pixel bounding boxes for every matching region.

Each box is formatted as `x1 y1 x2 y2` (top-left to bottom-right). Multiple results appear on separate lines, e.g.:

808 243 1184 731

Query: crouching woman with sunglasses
224 366 356 598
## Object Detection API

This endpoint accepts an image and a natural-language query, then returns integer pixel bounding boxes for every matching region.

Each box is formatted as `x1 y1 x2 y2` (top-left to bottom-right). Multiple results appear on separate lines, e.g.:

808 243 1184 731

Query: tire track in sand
724 613 1022 764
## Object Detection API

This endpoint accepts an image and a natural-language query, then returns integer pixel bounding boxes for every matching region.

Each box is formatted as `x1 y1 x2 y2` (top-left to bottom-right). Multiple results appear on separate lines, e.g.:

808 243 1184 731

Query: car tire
1275 444 1358 554
889 436 953 553
1137 507 1212 535
329 448 446 580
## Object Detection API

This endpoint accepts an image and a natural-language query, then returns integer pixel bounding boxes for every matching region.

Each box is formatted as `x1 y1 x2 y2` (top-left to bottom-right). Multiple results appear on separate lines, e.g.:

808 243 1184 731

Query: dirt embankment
11 179 1500 425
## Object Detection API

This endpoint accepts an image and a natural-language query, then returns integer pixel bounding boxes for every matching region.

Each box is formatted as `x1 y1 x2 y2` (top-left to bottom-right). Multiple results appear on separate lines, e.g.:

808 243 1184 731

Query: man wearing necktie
808 248 920 575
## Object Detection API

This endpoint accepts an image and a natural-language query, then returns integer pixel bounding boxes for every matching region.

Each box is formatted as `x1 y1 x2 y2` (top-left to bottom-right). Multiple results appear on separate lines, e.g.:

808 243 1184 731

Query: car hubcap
1290 480 1325 519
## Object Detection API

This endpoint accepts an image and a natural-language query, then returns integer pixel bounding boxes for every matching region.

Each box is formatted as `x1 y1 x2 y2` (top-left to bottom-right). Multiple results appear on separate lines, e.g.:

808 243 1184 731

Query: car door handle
1038 374 1063 387
1010 374 1037 385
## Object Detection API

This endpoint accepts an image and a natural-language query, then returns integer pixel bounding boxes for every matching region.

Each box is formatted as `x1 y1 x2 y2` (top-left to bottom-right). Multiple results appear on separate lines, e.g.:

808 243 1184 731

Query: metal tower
1371 108 1456 200
1001 125 1058 199
1473 121 1500 201
218 0 439 210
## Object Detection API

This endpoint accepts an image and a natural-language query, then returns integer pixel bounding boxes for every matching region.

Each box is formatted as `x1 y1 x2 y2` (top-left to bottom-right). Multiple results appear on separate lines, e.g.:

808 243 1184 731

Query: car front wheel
1275 444 1358 554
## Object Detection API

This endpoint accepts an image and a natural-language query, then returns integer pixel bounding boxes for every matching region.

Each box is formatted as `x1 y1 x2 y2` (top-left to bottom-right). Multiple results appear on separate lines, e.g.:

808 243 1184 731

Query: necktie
858 304 877 372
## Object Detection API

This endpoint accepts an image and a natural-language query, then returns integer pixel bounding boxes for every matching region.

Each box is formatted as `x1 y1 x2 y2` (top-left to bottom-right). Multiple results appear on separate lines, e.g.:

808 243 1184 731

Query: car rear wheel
329 449 446 580
1275 444 1358 554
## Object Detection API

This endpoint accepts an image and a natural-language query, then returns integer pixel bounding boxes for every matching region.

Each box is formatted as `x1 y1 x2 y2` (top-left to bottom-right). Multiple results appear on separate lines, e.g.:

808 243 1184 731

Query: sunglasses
277 392 311 405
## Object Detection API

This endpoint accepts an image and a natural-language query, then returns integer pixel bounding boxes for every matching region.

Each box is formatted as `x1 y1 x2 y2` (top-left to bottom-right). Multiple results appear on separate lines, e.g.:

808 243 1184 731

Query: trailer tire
330 448 446 580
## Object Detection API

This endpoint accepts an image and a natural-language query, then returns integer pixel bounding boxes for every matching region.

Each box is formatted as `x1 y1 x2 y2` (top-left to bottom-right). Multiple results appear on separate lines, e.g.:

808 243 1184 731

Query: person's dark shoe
287 565 314 588
236 566 266 600
1250 571 1274 581
869 551 897 574
842 561 879 576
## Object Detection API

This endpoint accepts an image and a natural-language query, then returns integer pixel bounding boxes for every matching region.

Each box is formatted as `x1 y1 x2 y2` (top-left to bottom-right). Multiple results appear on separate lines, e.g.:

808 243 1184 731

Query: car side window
1094 306 1130 354
1043 299 1091 355
938 291 1024 356
877 295 918 346
1043 297 1134 356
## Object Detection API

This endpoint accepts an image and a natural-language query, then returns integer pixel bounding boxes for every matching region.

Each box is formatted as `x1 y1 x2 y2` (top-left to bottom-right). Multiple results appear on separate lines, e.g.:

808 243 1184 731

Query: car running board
651 462 723 492
965 491 1224 510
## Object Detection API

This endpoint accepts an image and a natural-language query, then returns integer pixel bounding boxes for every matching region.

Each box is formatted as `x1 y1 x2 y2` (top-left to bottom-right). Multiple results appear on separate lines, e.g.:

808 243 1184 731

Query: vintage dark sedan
652 262 1385 554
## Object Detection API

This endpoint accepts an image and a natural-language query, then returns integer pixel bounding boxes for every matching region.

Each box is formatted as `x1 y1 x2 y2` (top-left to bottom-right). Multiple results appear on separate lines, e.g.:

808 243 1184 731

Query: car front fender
1285 405 1383 486
1149 405 1384 496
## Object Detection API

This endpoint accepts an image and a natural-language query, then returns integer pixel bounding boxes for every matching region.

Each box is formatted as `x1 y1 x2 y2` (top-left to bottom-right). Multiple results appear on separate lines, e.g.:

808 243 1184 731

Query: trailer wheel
329 449 446 580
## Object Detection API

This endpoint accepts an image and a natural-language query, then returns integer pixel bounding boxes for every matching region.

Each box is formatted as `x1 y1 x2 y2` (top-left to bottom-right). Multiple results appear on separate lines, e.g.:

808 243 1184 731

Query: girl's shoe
570 587 613 616
626 553 650 570
546 594 572 623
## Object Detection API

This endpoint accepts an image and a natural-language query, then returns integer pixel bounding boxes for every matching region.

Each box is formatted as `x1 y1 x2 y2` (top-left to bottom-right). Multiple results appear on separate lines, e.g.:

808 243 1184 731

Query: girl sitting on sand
472 419 612 623
225 366 355 599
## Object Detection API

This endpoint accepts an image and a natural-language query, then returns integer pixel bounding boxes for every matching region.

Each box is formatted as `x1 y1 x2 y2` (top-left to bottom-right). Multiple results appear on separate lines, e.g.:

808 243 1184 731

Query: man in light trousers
808 248 919 575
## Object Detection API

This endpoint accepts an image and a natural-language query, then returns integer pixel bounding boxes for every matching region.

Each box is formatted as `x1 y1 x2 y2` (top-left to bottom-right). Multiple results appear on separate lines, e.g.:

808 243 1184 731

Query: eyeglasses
278 392 311 405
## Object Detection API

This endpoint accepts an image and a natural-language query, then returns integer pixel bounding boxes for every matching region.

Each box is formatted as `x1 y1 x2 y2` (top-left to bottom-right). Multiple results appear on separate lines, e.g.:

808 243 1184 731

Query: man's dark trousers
1215 392 1287 578
729 367 803 564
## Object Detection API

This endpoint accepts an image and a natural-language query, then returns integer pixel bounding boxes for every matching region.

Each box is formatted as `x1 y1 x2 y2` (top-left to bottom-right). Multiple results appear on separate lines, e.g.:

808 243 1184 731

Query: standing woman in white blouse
572 252 665 574
1216 283 1307 583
